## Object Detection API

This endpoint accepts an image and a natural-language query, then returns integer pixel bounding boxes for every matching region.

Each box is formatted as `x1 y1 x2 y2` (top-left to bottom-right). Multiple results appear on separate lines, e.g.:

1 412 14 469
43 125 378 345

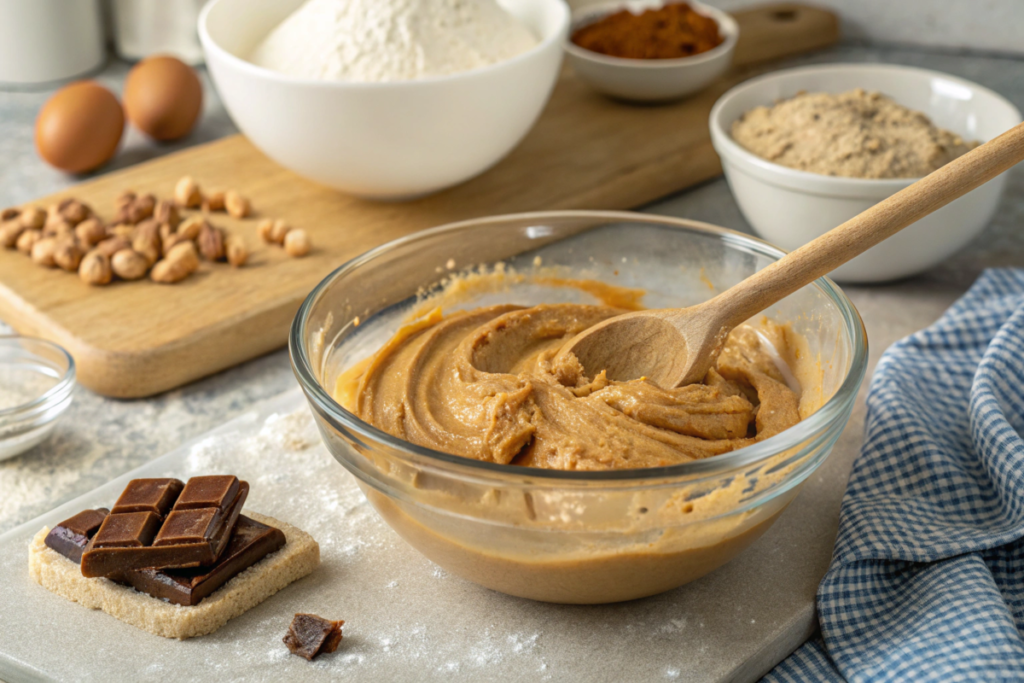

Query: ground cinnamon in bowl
571 2 723 60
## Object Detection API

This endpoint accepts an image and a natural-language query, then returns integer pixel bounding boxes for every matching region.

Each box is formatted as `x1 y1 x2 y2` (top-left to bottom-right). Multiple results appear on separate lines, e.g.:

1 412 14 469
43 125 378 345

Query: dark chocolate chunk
284 613 345 661
46 508 286 607
44 508 109 564
81 476 249 578
119 516 286 606
111 478 184 516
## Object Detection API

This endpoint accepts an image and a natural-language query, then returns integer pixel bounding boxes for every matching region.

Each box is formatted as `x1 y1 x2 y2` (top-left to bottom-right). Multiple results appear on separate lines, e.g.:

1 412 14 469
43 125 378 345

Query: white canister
0 0 106 86
112 0 206 65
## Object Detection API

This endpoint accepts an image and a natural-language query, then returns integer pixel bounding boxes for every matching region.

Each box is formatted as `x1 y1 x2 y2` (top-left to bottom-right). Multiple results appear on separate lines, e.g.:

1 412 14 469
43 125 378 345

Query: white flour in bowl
248 0 539 83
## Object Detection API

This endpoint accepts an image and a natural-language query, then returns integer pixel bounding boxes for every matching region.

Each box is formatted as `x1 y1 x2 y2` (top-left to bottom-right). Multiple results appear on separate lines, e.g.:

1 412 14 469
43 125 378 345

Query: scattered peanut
43 218 73 238
269 219 291 244
31 237 58 267
20 207 46 230
0 220 25 248
110 224 135 239
167 241 200 272
151 241 199 284
59 199 91 225
114 190 136 212
154 199 180 228
16 229 42 255
224 190 250 218
202 189 226 213
132 222 162 267
226 234 248 267
177 215 205 241
162 232 192 256
198 223 225 261
175 176 202 208
75 218 107 247
257 218 274 243
4 183 293 287
53 239 84 272
284 229 311 257
79 251 112 286
96 236 131 258
111 248 149 281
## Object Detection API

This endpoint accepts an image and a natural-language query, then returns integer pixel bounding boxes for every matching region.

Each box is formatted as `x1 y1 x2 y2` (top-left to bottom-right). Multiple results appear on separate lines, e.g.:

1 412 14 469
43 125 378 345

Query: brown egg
35 81 124 174
124 56 203 141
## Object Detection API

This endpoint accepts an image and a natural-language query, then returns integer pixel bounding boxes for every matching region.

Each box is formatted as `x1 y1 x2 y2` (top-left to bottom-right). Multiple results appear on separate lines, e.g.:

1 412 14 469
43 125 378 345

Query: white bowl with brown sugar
709 64 1022 282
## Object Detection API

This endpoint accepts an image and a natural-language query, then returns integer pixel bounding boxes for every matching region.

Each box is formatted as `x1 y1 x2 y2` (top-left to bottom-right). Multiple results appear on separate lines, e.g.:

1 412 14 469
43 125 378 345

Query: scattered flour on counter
248 0 539 82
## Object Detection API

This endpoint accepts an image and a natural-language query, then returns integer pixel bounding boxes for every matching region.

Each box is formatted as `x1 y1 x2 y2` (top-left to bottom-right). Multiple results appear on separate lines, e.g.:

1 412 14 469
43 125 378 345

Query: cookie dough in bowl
291 211 867 603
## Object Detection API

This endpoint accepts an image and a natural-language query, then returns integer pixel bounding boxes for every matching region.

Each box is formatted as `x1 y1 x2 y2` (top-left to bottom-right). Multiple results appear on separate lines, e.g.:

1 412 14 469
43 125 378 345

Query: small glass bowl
0 336 75 462
291 211 867 603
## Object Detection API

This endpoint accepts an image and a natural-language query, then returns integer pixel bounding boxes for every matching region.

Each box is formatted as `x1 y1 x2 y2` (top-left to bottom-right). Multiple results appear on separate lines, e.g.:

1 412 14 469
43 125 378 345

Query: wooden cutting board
0 4 838 398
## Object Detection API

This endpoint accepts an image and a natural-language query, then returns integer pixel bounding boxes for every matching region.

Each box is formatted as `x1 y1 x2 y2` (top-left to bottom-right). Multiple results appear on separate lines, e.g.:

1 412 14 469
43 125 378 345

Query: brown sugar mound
572 3 723 60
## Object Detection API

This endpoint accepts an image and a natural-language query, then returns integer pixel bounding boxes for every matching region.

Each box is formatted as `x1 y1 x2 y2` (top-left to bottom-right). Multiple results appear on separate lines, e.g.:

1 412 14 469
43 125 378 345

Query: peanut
108 224 133 239
31 237 58 267
202 189 226 212
16 229 42 254
114 190 136 212
151 242 199 284
59 199 91 225
0 220 25 248
43 218 73 238
79 251 112 286
198 223 225 261
177 215 205 241
224 190 250 218
269 219 291 244
74 218 107 247
162 232 191 256
111 249 149 281
257 218 274 244
1 207 19 221
53 239 84 272
226 235 248 267
284 229 311 257
130 194 156 223
96 236 131 258
154 199 180 228
132 229 161 267
175 176 202 208
167 241 200 272
20 207 46 230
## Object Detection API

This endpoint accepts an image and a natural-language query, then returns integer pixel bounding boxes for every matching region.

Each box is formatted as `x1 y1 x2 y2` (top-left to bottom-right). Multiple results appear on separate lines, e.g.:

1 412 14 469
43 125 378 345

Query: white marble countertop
1 42 1022 682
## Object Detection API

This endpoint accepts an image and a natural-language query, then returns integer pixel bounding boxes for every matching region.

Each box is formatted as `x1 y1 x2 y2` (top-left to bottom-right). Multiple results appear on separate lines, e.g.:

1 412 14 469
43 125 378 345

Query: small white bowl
564 1 737 103
199 0 569 200
710 63 1022 282
0 336 74 462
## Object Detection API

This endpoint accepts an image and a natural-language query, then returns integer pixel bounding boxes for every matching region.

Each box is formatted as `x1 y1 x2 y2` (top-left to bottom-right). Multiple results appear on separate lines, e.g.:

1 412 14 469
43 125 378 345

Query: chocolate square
173 476 239 511
110 478 184 517
92 511 162 548
44 508 109 563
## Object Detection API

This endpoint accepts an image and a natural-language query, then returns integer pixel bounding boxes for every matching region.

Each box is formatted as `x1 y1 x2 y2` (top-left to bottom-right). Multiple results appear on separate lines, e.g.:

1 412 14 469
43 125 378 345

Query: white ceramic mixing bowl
710 64 1022 282
199 0 569 199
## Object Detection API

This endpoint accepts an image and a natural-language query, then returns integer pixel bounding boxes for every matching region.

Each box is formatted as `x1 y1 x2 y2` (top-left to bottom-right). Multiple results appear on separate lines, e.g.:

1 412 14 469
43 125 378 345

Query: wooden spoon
558 122 1024 388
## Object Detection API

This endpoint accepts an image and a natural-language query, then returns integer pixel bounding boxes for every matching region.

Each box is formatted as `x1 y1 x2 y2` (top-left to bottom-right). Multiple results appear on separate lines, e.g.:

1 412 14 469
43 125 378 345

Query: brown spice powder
572 3 723 60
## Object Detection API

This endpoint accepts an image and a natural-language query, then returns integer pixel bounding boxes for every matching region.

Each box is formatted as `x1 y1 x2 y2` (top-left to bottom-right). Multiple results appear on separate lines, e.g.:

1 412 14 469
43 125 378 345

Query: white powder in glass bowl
248 0 539 83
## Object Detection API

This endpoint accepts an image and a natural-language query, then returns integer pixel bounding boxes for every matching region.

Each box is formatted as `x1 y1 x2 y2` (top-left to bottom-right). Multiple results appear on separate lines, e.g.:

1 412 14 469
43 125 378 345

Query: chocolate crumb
284 613 345 661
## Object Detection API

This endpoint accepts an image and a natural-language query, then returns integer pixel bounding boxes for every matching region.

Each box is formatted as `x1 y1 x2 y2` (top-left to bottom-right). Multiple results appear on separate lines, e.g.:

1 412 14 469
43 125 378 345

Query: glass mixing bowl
291 211 867 604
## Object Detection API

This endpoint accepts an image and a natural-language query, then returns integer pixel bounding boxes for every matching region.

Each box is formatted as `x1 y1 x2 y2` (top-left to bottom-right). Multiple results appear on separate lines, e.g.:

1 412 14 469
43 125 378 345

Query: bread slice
28 512 319 639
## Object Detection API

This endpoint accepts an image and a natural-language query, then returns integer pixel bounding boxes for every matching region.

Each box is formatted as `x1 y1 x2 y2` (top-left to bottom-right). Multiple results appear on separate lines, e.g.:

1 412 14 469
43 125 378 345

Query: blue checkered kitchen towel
764 269 1024 682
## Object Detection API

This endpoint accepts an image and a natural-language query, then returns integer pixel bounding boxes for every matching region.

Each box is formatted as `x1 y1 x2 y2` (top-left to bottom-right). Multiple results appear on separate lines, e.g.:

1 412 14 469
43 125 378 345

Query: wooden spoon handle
705 121 1024 329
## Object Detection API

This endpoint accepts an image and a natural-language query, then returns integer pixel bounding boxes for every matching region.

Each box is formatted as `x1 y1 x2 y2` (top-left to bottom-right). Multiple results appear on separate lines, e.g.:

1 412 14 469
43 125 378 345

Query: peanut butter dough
731 88 978 179
338 303 802 471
